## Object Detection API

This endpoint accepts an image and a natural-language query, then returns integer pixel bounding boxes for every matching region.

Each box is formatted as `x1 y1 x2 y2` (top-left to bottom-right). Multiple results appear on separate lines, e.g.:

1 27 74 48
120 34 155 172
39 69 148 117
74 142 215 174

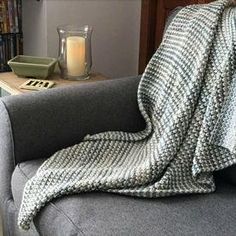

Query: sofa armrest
0 76 144 207
0 76 144 165
0 102 16 205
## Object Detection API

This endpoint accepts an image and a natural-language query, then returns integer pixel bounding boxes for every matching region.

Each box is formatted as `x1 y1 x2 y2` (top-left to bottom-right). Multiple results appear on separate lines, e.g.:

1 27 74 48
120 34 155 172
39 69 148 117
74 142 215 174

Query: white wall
22 0 47 56
22 0 141 78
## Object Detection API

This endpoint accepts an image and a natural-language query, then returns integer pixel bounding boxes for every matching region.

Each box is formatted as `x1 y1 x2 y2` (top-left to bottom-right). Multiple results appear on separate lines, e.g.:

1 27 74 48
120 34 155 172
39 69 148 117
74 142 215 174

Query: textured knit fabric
211 74 236 152
19 0 236 230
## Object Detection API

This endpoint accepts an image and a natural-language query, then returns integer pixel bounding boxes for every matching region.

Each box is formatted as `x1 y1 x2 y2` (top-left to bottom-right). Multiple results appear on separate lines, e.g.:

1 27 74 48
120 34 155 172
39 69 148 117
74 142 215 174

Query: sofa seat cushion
12 159 236 236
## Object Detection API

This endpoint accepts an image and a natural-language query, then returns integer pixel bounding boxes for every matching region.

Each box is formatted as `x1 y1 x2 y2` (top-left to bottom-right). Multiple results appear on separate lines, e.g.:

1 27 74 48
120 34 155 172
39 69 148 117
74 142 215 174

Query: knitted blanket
19 0 236 230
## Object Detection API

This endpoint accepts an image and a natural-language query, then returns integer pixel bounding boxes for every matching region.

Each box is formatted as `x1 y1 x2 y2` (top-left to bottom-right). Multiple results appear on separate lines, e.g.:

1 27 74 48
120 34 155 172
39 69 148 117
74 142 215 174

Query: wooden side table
0 72 109 97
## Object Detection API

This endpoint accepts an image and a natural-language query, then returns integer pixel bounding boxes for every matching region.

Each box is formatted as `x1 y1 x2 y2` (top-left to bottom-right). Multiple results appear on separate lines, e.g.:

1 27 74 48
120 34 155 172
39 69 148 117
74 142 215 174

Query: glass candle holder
57 25 93 80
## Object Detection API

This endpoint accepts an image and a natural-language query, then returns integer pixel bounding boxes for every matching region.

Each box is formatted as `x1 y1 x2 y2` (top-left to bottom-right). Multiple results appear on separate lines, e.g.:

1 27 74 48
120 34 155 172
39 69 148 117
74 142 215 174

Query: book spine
10 35 14 58
16 33 22 55
8 0 14 33
13 0 18 33
17 0 22 33
0 0 3 33
2 0 7 33
0 0 22 71
3 35 6 70
0 35 3 71
5 0 10 33
6 34 8 64
8 0 16 33
19 33 23 54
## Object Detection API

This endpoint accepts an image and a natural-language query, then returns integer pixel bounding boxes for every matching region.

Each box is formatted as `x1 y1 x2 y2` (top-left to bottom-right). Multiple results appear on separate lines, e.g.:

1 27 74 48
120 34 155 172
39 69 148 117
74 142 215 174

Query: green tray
8 55 58 79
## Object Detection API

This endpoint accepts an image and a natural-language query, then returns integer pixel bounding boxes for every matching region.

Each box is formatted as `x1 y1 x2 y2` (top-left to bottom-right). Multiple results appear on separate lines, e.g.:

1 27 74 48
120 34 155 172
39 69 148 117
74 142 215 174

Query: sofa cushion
12 159 236 236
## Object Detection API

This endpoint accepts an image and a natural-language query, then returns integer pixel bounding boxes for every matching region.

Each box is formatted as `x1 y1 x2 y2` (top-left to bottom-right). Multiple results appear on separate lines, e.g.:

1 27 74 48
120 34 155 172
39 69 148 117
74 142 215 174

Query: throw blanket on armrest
19 0 236 230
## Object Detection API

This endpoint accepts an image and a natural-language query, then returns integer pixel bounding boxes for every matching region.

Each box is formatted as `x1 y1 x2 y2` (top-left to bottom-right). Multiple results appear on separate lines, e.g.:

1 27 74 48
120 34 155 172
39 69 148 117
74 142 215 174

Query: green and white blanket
19 0 236 230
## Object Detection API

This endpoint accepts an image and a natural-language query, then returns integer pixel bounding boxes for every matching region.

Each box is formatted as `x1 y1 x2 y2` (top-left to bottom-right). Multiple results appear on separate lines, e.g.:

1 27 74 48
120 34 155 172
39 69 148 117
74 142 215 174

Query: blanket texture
19 0 236 230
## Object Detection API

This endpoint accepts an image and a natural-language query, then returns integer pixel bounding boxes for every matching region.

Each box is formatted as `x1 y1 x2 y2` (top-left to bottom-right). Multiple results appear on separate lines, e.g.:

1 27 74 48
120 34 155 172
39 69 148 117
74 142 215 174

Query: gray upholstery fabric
12 159 236 236
1 6 236 236
0 76 144 235
1 76 144 164
0 101 39 236
0 100 17 236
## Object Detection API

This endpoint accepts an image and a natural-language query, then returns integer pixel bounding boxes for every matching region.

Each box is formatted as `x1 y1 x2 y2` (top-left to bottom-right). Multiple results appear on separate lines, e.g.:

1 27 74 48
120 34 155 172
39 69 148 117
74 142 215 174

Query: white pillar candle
66 36 86 77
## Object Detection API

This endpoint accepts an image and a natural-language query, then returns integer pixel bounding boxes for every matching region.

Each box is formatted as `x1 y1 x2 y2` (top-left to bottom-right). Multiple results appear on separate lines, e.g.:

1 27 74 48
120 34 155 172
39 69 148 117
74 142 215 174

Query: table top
0 72 109 95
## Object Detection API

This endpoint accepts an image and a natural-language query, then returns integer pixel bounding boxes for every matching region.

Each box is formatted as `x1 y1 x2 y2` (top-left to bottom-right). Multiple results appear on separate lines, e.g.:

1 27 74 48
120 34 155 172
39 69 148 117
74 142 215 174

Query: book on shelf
0 0 22 72
0 0 22 34
0 33 23 72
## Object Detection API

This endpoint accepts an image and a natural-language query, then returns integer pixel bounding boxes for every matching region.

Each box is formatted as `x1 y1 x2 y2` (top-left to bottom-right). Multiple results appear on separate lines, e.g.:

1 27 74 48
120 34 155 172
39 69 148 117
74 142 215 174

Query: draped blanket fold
19 0 236 230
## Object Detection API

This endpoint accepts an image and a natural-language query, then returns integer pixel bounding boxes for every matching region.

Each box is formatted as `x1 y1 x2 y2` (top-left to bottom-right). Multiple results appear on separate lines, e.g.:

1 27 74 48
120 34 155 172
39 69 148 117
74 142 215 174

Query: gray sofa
1 8 236 236
0 75 236 236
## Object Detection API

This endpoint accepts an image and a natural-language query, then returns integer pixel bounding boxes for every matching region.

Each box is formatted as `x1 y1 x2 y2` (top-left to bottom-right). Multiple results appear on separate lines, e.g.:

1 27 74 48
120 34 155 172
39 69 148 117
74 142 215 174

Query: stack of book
0 0 22 72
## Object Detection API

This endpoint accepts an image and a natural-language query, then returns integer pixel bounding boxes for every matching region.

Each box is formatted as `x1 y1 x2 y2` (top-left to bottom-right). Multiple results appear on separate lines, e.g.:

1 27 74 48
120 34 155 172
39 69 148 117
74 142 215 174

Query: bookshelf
0 0 23 72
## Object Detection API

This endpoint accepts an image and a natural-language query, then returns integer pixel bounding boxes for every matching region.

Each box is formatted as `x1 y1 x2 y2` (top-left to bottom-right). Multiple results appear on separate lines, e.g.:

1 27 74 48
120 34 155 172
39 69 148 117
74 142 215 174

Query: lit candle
66 36 86 77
